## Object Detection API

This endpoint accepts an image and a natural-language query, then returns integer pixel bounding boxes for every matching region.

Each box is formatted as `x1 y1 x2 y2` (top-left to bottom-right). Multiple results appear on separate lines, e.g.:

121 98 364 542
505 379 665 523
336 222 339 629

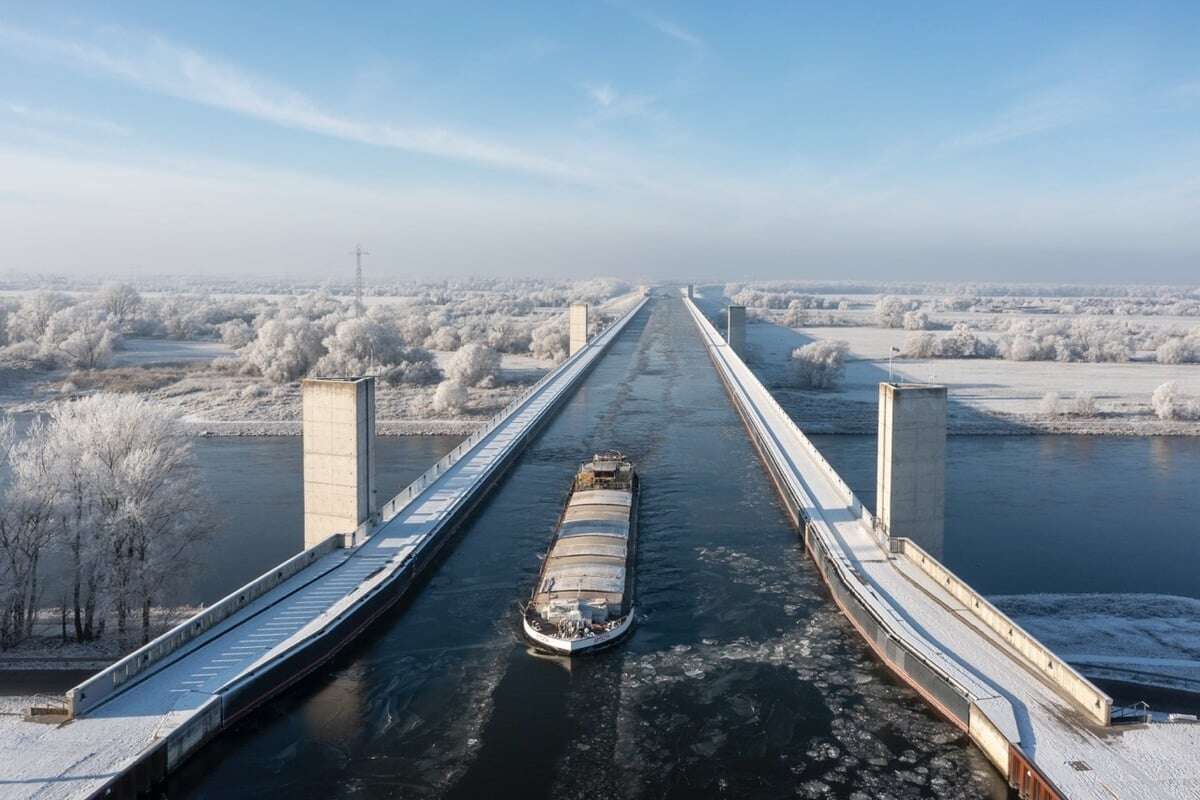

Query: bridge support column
876 383 946 557
302 376 377 549
569 302 589 356
726 305 746 356
687 283 694 299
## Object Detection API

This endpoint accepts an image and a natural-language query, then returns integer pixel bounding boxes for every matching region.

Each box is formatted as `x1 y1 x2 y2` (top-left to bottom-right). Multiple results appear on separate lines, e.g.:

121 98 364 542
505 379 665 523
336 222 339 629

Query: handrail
362 295 650 538
680 294 983 705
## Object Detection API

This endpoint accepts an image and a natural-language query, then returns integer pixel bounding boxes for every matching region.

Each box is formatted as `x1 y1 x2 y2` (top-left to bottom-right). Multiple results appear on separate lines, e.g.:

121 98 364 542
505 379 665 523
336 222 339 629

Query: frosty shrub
446 343 501 387
900 324 995 359
1151 382 1200 421
1067 392 1097 417
875 296 910 328
1039 392 1061 415
940 323 996 358
41 306 121 369
219 319 254 348
902 310 930 330
903 332 939 358
99 283 142 328
432 380 469 413
243 316 324 383
530 317 570 364
1156 335 1200 364
791 340 849 389
313 317 404 376
6 291 73 343
427 325 461 351
381 352 441 386
485 318 532 354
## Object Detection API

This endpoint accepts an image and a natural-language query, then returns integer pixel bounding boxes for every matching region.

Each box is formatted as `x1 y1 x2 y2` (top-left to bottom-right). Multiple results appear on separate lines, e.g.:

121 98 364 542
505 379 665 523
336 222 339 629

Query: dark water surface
168 297 1010 799
187 435 460 603
807 434 1200 599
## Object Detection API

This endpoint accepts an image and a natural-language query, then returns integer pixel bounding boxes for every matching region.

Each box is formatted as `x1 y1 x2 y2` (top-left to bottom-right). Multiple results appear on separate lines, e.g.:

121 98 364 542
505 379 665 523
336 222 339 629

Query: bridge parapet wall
66 534 341 718
895 537 1112 726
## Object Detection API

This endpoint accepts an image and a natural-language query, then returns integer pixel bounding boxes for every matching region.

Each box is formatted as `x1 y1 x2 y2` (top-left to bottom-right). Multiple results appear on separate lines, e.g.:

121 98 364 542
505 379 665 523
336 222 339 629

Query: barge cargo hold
523 452 639 654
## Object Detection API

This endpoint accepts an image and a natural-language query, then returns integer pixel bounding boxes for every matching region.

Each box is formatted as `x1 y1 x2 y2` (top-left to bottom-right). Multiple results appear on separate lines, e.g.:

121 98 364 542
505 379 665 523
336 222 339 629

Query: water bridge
3 291 1197 800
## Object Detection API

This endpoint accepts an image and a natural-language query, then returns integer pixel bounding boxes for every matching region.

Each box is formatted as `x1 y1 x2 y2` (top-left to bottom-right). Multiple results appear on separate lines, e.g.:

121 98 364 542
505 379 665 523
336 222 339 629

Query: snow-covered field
741 315 1200 435
1 284 645 435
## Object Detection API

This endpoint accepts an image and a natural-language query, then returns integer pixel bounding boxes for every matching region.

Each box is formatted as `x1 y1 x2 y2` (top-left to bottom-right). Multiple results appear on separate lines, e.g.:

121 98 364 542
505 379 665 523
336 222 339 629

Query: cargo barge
523 452 639 654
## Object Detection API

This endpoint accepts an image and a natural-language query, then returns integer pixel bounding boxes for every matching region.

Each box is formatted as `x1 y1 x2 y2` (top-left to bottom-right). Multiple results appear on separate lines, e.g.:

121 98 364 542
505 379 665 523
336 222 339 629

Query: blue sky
1 1 1198 281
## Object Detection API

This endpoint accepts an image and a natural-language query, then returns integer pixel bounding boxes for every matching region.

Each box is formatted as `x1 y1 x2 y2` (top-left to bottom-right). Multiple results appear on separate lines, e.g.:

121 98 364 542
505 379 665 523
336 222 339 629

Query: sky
0 1 1198 283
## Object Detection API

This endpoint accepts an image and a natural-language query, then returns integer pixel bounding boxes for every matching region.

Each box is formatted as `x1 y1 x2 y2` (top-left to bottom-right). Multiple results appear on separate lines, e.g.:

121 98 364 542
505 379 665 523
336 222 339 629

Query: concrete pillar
569 302 589 356
726 305 746 356
687 284 694 299
876 383 946 557
302 376 377 549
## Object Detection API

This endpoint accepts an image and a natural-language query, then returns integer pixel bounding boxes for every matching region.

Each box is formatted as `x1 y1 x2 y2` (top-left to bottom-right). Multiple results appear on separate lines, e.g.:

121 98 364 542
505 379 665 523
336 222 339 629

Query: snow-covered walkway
684 294 1200 800
0 298 648 800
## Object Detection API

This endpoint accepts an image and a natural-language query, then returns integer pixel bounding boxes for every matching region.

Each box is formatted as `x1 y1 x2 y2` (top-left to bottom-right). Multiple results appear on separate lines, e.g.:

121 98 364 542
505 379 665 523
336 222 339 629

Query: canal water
167 296 1011 799
808 434 1200 600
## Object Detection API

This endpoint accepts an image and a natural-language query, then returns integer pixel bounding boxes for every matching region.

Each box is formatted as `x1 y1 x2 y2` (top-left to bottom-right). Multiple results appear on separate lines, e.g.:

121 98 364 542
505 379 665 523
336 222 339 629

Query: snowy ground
994 594 1200 696
2 291 645 436
110 338 234 366
741 317 1200 435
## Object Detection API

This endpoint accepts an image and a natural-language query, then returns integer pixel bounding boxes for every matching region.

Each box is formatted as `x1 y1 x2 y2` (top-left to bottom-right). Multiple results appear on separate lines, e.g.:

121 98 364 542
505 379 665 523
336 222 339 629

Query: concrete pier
302 377 377 549
569 302 589 356
875 383 945 556
725 305 746 356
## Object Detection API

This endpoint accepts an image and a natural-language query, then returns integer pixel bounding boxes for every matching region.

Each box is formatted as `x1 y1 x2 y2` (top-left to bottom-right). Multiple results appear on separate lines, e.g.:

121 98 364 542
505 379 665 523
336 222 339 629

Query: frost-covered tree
432 380 468 413
486 318 532 354
790 340 849 389
6 291 73 343
0 418 58 647
445 343 501 387
530 317 570 364
1151 382 1200 421
902 332 939 358
242 316 325 383
426 325 461 351
313 317 404 376
902 310 930 330
99 283 142 328
1068 392 1097 417
939 323 996 358
1039 391 1061 416
1156 335 1200 364
875 296 909 328
41 306 120 369
219 319 254 348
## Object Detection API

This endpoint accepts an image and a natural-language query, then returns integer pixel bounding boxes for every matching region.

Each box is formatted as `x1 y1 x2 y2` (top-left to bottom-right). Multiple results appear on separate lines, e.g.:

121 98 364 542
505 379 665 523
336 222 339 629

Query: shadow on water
168 296 1011 800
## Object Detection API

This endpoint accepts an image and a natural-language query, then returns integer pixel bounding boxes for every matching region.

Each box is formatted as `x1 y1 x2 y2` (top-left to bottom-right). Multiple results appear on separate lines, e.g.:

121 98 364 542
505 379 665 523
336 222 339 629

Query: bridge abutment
876 382 946 557
302 376 377 549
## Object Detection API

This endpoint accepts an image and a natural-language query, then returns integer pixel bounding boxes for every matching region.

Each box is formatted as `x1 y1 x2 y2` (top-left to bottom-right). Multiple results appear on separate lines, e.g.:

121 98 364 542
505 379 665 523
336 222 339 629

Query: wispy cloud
640 13 704 49
582 82 656 122
946 82 1112 151
3 101 132 137
0 22 580 180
